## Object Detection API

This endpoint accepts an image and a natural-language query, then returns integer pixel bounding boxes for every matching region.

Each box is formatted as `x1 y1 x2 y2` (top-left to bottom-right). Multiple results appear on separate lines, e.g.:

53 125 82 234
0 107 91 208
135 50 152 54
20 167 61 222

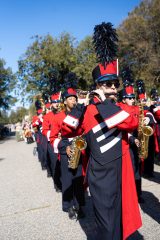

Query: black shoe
77 208 85 219
143 172 155 178
56 188 61 193
41 165 47 170
47 172 52 178
68 207 77 220
74 207 85 219
54 185 61 193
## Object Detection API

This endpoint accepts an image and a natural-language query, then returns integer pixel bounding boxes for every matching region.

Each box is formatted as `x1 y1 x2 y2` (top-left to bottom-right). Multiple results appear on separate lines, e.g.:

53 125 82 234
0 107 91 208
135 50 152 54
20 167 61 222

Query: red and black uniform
59 100 142 240
50 110 85 212
118 102 143 201
42 111 61 190
32 113 48 171
151 105 160 164
32 115 41 131
32 115 43 164
42 111 55 140
143 106 157 177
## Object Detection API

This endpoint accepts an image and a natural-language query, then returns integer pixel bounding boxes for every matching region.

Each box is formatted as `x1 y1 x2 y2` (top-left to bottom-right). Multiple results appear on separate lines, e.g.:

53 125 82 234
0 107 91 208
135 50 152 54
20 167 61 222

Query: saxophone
68 136 87 169
138 102 153 159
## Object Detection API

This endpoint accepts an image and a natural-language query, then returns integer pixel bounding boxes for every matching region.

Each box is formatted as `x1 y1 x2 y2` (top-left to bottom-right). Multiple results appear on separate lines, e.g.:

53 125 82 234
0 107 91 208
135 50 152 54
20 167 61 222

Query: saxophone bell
138 102 154 159
68 136 87 169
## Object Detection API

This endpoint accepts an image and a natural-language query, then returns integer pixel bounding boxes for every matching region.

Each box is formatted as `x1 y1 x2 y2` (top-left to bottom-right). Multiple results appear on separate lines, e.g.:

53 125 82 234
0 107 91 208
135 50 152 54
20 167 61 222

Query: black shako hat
92 22 119 83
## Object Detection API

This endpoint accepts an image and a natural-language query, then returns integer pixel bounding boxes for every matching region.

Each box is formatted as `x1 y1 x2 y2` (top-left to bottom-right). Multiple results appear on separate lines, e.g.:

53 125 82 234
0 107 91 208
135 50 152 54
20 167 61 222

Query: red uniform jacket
32 115 39 128
32 115 43 128
144 107 159 153
153 107 160 121
153 107 160 152
42 111 56 141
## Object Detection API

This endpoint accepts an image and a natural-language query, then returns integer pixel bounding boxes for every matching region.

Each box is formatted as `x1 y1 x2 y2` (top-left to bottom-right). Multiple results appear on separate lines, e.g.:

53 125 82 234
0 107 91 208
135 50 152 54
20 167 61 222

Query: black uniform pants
48 143 61 190
36 133 51 174
60 154 85 212
88 156 122 240
129 147 142 198
144 135 155 176
35 132 44 166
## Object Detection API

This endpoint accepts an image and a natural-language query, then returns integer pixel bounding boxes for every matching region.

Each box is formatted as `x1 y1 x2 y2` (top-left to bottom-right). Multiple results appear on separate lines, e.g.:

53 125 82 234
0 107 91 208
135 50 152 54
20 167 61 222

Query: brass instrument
138 102 154 159
68 136 87 169
57 102 65 112
56 91 66 112
24 129 32 138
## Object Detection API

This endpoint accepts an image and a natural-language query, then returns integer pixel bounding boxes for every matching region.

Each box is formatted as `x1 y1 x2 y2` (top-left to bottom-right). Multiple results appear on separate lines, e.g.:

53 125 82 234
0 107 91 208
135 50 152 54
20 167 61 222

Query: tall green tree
28 103 36 119
17 33 98 102
0 58 16 112
0 110 9 124
74 36 97 89
8 107 28 124
117 0 160 93
18 33 77 101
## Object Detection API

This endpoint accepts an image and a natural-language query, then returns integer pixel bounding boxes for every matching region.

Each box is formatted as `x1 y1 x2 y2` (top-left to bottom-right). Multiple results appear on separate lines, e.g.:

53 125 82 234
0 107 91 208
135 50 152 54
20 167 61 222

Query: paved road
0 135 160 240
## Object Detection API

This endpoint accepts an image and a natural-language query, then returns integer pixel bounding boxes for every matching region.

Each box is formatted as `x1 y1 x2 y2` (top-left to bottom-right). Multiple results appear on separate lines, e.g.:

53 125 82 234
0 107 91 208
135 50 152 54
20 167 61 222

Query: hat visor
51 100 61 103
95 74 118 83
123 94 135 98
63 94 77 100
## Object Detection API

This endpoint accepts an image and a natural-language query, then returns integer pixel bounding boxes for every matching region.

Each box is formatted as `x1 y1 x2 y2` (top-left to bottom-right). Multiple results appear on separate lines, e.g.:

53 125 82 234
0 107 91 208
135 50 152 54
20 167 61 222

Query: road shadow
10 131 16 136
127 231 144 240
140 191 160 224
154 154 160 167
0 158 5 161
143 171 160 184
0 132 17 143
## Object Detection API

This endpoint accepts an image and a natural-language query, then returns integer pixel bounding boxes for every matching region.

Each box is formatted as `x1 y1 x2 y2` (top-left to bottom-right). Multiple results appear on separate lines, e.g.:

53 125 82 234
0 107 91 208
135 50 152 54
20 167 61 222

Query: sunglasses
101 81 120 88
126 97 135 100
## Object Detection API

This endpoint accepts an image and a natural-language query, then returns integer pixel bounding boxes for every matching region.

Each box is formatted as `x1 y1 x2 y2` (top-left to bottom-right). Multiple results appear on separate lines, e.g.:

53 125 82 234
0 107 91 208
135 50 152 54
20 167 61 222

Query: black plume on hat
150 88 158 96
93 22 118 68
121 66 134 87
63 72 78 89
35 99 42 110
61 72 78 100
136 79 145 94
42 92 50 104
150 88 158 100
136 79 144 87
48 67 60 95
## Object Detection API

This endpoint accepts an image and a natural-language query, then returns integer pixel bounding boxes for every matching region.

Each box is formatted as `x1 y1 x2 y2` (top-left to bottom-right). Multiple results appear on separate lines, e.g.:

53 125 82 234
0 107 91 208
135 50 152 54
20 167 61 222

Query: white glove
143 117 150 125
134 139 140 148
39 117 43 122
153 106 160 113
93 89 106 101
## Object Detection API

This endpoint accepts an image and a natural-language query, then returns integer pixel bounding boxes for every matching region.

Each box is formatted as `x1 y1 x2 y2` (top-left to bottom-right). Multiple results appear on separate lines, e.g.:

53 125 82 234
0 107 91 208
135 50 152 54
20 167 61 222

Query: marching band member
45 102 51 114
42 92 62 192
136 80 157 178
50 87 85 220
32 108 46 169
57 22 142 240
117 72 144 203
150 88 160 165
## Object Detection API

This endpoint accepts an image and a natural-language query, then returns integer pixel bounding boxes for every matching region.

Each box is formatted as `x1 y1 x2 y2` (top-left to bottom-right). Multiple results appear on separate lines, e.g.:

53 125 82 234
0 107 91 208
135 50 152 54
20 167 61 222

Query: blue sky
0 0 142 73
